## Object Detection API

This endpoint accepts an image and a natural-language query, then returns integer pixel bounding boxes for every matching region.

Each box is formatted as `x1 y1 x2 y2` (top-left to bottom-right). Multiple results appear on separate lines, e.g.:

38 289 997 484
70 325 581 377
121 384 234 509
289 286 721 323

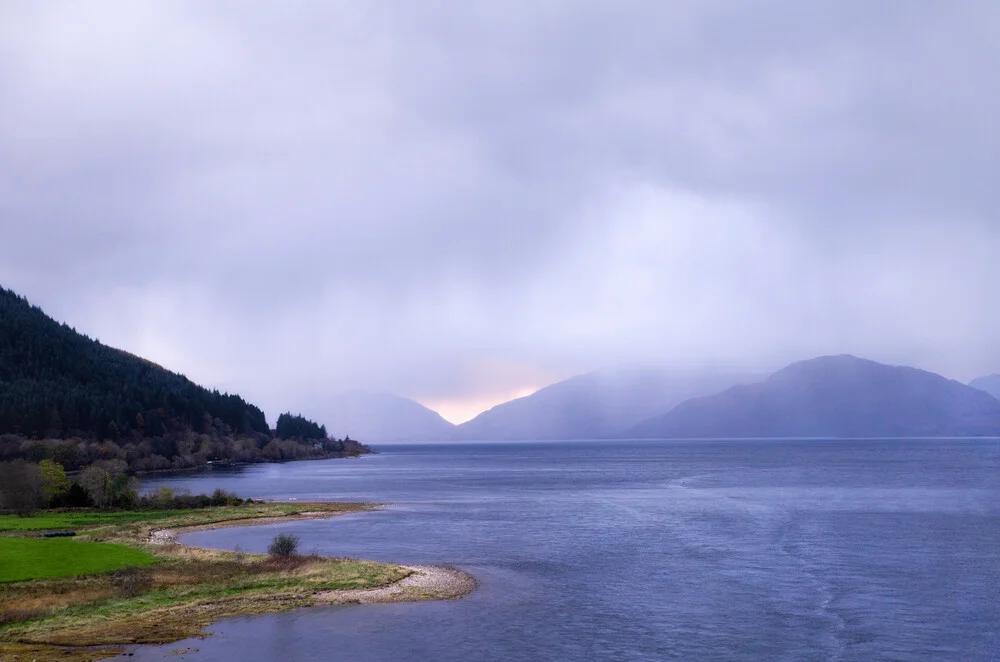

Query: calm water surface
134 440 1000 661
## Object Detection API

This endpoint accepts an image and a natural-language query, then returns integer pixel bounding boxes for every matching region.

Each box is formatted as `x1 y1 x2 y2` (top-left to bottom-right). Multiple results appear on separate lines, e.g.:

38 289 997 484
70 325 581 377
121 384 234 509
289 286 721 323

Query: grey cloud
1 1 997 422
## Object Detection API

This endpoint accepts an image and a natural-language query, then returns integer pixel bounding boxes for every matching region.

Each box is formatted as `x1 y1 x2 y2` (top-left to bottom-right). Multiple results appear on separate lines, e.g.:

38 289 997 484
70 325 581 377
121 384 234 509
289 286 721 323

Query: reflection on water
134 439 1000 661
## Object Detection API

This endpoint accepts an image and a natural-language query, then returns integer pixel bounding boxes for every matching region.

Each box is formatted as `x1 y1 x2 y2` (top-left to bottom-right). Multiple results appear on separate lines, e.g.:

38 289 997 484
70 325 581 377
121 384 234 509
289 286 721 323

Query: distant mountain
454 367 752 441
628 355 1000 438
323 391 456 442
969 374 1000 400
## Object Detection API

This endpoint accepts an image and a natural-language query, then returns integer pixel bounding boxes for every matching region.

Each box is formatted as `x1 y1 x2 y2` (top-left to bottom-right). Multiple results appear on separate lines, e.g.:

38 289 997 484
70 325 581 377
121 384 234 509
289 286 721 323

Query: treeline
0 458 249 516
0 432 369 473
0 287 269 441
275 412 328 440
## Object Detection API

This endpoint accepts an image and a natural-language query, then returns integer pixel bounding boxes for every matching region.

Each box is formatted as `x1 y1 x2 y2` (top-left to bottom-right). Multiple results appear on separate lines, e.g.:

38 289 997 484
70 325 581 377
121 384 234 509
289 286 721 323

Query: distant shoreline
129 450 375 477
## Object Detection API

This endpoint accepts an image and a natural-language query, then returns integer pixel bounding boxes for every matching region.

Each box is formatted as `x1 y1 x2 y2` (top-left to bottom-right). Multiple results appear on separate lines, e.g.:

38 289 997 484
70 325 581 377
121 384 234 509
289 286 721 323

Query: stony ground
319 564 478 603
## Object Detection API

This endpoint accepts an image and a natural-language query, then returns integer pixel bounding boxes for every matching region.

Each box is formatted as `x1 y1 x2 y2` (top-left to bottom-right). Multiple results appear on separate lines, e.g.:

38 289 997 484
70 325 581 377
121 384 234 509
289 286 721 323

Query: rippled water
134 439 1000 661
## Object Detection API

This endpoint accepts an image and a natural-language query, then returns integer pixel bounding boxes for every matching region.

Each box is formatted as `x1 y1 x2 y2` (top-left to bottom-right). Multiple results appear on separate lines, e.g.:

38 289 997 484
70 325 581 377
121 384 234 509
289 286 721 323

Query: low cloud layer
2 1 997 423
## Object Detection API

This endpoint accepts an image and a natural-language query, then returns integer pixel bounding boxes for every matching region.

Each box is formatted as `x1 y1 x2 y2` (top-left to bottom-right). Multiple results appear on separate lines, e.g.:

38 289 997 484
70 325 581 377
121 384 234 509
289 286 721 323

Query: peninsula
0 501 476 662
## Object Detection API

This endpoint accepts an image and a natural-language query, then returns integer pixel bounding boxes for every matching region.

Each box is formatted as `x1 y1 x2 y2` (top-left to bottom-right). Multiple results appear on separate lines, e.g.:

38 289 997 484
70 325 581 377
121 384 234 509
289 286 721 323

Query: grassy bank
0 502 407 661
0 510 186 533
0 537 156 582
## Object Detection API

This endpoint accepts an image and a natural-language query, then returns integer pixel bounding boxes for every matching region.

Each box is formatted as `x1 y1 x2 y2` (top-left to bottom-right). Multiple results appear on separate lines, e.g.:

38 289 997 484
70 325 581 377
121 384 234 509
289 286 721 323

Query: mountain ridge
969 374 1000 401
453 367 754 441
322 390 456 442
627 355 1000 439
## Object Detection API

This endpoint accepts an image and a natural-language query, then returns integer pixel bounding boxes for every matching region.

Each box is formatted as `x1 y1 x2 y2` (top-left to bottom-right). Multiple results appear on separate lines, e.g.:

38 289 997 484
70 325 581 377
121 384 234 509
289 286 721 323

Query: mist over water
135 440 1000 661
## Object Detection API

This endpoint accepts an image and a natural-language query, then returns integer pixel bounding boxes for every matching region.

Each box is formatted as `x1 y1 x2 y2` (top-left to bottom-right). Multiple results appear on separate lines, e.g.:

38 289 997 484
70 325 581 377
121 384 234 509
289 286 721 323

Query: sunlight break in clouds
422 386 545 426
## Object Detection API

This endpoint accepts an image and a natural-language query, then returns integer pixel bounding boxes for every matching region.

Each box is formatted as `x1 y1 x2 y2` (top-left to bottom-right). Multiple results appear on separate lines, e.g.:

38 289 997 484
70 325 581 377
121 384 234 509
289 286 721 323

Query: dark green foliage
0 287 269 441
267 533 300 557
108 472 139 509
275 412 327 440
57 483 94 508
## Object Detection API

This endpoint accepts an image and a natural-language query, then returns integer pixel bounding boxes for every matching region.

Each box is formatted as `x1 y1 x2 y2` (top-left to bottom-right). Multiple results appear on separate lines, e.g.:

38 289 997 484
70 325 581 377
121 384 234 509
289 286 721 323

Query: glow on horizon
422 385 544 425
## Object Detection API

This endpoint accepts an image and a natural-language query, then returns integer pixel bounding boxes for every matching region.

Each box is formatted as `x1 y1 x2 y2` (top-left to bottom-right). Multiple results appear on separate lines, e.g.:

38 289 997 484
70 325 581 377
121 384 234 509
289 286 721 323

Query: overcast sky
1 1 998 424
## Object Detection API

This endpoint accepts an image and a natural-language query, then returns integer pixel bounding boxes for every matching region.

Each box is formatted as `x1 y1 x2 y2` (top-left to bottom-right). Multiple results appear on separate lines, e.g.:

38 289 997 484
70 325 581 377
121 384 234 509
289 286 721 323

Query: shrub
211 488 243 506
137 487 244 510
267 533 300 557
155 486 174 508
108 473 139 509
110 566 154 597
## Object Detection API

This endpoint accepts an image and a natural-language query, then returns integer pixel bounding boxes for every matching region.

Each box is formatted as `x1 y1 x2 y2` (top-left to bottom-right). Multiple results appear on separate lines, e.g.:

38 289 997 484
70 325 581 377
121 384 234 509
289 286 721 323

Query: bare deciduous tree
77 465 111 508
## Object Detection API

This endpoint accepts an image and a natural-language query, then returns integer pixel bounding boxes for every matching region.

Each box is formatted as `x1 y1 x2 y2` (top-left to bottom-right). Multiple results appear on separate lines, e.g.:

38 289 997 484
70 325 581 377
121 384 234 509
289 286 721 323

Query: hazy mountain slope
454 368 752 440
969 374 1000 400
323 391 456 442
628 355 1000 438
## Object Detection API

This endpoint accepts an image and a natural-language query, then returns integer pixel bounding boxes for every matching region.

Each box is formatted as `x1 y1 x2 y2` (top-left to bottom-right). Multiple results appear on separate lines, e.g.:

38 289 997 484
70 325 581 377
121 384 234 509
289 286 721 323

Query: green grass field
0 510 189 532
0 537 156 582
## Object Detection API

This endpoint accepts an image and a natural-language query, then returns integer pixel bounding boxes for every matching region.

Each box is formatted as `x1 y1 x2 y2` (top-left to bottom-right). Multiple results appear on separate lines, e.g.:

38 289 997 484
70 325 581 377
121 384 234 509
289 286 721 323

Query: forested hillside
0 288 268 440
275 412 328 440
0 287 368 472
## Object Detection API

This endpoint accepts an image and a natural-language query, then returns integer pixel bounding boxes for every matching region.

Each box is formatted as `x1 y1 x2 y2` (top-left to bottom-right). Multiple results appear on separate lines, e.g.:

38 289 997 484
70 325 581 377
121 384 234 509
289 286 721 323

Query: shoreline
145 506 378 542
319 564 477 604
128 449 376 477
0 504 476 662
145 510 478 605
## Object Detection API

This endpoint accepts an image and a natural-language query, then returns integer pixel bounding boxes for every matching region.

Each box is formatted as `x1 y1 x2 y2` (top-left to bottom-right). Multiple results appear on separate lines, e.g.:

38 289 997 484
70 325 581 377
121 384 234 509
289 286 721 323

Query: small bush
110 566 154 597
267 533 300 557
211 488 243 506
155 486 174 507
